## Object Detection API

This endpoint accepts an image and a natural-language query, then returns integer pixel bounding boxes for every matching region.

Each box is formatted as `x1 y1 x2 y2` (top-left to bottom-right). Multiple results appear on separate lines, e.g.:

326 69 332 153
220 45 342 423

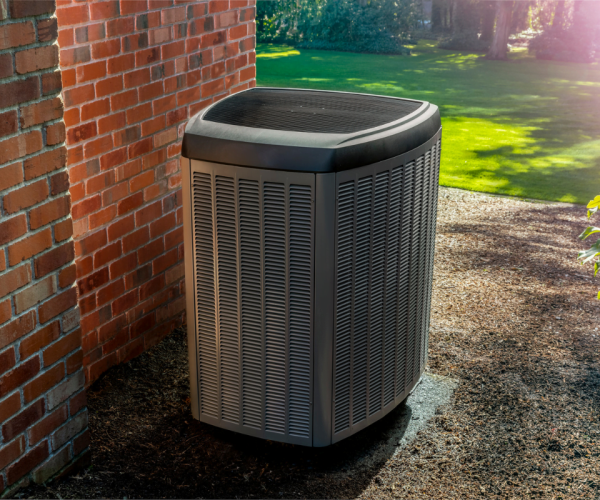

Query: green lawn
256 40 600 204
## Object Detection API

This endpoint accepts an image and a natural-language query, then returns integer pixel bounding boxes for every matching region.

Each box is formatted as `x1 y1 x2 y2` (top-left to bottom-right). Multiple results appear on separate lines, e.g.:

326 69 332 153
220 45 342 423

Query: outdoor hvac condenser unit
181 88 441 447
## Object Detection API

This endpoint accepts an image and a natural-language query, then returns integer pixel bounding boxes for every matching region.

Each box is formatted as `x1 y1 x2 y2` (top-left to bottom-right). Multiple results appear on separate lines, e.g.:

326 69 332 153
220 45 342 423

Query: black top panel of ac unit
182 88 441 173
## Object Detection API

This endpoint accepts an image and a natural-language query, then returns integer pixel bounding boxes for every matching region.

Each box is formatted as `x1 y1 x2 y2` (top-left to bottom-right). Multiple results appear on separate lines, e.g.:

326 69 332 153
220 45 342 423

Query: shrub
257 0 415 55
529 31 596 63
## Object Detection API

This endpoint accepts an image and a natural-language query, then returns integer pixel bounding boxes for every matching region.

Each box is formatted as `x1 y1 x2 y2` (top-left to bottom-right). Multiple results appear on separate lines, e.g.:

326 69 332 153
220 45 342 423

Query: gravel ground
18 187 600 499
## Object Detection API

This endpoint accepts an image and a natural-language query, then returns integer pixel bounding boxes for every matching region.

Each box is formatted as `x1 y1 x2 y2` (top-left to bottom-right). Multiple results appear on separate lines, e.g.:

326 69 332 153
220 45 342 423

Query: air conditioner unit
181 88 441 447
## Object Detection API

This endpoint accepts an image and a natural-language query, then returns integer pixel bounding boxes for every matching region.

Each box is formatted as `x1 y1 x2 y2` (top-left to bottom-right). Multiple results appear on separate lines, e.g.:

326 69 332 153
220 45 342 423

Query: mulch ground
19 188 600 499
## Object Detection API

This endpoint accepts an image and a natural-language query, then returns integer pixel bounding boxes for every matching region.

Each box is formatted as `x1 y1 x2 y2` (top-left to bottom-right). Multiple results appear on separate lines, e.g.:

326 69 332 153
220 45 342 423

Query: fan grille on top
203 89 422 134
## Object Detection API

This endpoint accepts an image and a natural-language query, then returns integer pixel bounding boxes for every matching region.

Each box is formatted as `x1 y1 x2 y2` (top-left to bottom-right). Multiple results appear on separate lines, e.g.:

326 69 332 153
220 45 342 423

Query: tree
479 1 496 43
551 0 567 32
486 0 513 60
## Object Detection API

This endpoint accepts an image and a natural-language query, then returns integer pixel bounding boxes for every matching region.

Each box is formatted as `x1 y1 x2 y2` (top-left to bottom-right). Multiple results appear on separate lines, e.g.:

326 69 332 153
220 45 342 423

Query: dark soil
18 188 600 499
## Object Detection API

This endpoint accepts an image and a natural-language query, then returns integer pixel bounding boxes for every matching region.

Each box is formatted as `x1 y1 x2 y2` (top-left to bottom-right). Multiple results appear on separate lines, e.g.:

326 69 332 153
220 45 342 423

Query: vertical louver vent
192 171 314 445
333 141 440 437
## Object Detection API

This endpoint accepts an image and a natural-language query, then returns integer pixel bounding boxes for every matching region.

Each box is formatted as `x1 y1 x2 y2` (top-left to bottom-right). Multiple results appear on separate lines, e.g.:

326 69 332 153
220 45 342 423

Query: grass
256 40 600 204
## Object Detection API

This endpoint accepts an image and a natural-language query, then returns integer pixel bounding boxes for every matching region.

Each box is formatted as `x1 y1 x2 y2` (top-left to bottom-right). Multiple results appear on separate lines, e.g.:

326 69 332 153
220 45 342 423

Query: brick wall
0 0 89 495
56 0 257 384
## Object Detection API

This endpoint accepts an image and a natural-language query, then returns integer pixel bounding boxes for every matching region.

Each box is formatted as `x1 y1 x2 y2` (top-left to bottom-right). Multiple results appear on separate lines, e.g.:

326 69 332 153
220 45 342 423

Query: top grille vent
203 89 422 134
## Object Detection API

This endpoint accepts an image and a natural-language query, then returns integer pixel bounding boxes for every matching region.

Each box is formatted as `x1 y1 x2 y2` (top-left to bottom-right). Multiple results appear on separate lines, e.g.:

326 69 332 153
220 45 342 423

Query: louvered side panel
334 180 355 434
193 172 219 418
418 153 431 375
368 171 388 416
396 163 413 397
288 185 313 438
215 176 240 424
384 167 401 406
264 182 287 434
352 176 372 425
239 179 262 429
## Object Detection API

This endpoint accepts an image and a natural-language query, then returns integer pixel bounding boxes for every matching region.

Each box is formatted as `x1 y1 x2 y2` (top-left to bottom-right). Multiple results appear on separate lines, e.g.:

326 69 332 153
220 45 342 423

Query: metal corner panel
182 157 200 420
312 172 336 447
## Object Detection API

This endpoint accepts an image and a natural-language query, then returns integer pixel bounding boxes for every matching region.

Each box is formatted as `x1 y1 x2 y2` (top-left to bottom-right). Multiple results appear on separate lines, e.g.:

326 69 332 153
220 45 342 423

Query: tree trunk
552 0 566 32
431 0 444 32
480 1 496 42
486 0 513 60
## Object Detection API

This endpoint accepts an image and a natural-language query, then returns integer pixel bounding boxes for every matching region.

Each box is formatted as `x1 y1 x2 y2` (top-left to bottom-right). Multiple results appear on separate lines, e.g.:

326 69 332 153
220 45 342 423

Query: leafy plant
577 195 600 298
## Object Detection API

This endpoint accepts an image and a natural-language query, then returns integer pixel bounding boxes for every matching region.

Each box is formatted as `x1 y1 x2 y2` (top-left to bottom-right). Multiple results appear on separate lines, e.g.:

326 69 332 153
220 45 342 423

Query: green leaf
595 261 600 277
589 207 599 219
597 289 600 300
578 238 600 264
579 227 600 240
587 196 600 210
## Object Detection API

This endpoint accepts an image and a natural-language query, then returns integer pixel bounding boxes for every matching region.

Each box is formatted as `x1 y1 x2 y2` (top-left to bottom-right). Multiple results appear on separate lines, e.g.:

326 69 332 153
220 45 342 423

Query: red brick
0 264 31 300
141 115 165 137
64 108 79 127
0 21 35 50
0 130 43 165
117 191 144 216
154 126 178 148
111 89 138 112
92 39 121 60
42 71 63 96
57 4 89 27
0 393 21 423
102 181 129 206
128 137 152 158
81 98 111 122
6 440 49 486
0 311 35 353
0 435 25 471
3 179 48 215
142 149 166 170
95 242 122 269
138 239 164 265
107 215 134 242
122 32 149 52
24 146 67 181
111 290 138 316
152 248 178 275
54 219 73 243
67 121 97 145
0 348 16 377
114 126 141 147
63 84 95 107
126 102 152 124
29 196 70 230
0 110 18 139
98 111 126 135
90 0 119 20
23 364 64 403
135 47 160 67
84 135 113 159
209 0 229 13
119 336 144 363
8 228 52 267
107 53 135 75
165 262 184 284
89 206 117 231
166 107 187 127
130 170 154 192
20 98 63 129
86 171 114 194
76 61 107 83
88 351 118 383
138 81 163 102
0 356 40 399
60 46 91 69
66 349 83 375
124 68 150 89
34 241 74 278
98 314 127 343
106 16 135 37
109 252 137 280
102 328 129 354
0 299 11 325
43 330 81 367
148 26 171 45
162 40 185 60
46 122 66 146
201 78 225 98
15 45 59 75
229 23 247 40
0 76 40 109
78 267 110 297
96 74 123 98
59 264 77 289
97 279 125 307
75 23 106 43
71 195 101 221
28 405 68 446
39 287 77 324
100 147 128 170
19 321 60 361
144 180 168 202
